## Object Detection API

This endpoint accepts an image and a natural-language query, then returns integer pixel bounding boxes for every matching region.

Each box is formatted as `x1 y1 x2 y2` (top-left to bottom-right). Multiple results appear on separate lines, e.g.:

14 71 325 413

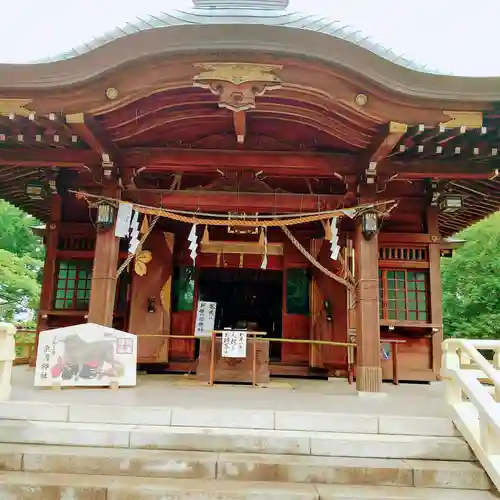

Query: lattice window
379 246 428 261
54 260 93 310
379 269 428 321
58 236 95 251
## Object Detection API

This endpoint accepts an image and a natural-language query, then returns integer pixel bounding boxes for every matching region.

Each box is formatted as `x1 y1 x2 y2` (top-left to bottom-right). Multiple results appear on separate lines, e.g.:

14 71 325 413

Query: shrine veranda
1 0 500 392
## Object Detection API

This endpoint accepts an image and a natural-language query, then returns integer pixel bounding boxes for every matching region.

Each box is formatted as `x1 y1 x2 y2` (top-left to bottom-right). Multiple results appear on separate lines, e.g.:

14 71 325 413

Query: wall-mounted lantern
25 181 47 200
323 300 333 322
147 296 156 313
96 203 115 230
361 212 378 241
439 194 463 213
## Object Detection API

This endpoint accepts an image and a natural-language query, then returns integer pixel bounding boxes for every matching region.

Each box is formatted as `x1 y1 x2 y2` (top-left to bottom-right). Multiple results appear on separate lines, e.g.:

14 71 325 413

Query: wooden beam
121 148 356 173
379 160 497 180
233 111 246 144
0 147 496 180
0 148 99 167
66 113 119 158
369 122 408 164
129 190 342 213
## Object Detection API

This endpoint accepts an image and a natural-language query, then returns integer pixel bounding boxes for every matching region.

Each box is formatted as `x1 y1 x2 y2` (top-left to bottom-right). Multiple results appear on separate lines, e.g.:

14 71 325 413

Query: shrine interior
198 268 283 360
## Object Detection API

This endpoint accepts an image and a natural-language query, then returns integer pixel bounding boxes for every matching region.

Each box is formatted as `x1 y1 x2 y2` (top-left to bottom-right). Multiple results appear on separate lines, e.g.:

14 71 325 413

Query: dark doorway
198 268 283 361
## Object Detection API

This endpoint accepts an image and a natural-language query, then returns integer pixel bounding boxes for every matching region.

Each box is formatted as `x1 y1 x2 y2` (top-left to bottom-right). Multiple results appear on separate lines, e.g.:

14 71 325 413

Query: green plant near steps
14 331 35 359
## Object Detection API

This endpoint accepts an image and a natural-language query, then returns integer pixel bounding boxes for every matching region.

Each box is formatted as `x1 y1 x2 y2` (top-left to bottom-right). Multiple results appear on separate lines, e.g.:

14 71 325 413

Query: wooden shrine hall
1 0 500 392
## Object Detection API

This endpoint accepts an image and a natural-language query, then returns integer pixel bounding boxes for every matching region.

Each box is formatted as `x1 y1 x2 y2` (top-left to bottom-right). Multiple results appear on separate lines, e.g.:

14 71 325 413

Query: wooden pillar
32 195 61 366
354 217 382 392
427 208 443 376
87 197 120 326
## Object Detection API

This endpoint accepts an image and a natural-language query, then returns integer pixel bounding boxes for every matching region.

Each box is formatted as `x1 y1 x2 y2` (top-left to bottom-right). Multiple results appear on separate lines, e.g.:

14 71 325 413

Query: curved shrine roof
39 1 443 75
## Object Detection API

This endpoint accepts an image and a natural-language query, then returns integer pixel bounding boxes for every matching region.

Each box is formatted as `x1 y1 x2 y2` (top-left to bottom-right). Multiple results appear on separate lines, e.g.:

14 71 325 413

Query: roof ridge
33 6 449 75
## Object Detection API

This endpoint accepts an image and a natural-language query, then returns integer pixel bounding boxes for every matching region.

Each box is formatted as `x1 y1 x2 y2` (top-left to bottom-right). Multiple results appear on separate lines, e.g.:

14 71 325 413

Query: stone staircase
0 401 497 499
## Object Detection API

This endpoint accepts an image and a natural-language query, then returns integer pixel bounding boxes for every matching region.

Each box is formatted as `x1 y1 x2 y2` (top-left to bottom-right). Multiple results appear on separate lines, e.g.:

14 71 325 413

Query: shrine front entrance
197 268 283 361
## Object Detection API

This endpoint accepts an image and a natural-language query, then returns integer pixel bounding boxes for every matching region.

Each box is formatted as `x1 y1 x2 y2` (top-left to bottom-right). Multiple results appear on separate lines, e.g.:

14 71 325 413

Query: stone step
0 400 458 436
0 420 474 460
0 444 489 490
316 484 499 499
0 472 496 500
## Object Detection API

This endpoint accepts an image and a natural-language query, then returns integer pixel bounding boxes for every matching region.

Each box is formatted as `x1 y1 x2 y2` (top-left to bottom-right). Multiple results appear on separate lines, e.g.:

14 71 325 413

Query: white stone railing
442 338 500 490
0 322 16 400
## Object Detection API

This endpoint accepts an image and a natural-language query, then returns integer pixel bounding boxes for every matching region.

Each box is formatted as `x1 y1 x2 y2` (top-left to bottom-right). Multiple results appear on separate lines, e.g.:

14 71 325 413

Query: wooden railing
442 338 500 491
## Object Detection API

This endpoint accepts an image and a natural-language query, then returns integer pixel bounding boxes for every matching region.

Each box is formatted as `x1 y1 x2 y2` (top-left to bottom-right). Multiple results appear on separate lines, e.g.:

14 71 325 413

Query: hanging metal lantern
96 203 115 229
25 181 47 200
439 194 463 213
361 212 378 240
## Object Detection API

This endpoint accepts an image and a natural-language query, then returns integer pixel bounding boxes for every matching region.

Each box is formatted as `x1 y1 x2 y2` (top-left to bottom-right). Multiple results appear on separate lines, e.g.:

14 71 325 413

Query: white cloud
1 0 497 76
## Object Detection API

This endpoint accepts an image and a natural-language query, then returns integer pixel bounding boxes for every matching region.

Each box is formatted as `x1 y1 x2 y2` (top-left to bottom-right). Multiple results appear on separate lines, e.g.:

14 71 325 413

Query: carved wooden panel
128 231 174 363
170 311 195 361
281 314 309 364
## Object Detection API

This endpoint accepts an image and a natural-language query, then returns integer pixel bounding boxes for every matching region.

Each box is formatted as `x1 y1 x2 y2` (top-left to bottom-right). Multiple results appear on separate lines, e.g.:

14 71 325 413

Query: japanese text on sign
195 301 217 337
222 330 247 358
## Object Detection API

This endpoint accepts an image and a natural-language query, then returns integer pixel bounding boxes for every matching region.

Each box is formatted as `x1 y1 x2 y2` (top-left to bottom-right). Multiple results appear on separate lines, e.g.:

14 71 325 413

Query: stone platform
0 366 496 499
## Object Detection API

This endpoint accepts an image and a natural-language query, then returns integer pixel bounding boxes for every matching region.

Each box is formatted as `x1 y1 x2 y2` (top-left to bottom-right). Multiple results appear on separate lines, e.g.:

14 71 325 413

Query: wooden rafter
369 122 408 163
361 121 408 182
66 113 119 159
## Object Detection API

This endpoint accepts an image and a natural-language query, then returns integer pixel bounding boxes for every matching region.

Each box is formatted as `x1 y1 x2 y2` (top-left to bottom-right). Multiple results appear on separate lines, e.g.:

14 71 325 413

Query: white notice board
194 301 217 337
221 330 247 358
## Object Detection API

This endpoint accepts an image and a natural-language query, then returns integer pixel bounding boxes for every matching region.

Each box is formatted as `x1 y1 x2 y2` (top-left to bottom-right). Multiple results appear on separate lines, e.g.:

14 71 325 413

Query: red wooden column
354 217 382 392
32 195 61 366
427 208 443 376
88 190 120 326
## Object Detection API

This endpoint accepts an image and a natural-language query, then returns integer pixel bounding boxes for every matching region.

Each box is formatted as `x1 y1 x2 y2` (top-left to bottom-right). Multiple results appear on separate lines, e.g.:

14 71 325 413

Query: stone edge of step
0 444 490 490
0 401 457 436
0 472 496 500
0 423 477 462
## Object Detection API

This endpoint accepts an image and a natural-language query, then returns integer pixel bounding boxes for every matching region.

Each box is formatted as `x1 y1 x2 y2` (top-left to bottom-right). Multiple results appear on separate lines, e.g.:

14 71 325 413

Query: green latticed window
379 269 428 321
54 260 93 310
286 268 310 315
173 266 195 312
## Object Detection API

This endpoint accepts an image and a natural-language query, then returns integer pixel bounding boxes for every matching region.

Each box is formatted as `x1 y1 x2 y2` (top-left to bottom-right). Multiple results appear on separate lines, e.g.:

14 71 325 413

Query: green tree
0 200 44 260
0 249 42 320
442 212 500 339
0 200 44 321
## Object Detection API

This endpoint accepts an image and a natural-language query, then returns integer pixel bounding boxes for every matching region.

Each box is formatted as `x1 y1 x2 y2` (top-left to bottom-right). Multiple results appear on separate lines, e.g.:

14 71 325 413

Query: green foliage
0 200 44 321
0 201 44 259
442 212 500 339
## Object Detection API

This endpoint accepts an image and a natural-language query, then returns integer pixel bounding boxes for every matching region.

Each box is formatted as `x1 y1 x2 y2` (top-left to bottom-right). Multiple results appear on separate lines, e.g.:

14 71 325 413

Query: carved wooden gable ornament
193 62 283 112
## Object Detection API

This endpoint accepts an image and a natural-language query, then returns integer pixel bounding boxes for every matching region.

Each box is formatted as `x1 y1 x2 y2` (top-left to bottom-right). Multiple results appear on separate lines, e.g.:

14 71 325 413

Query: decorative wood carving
134 250 152 276
0 99 32 117
193 62 283 112
440 111 483 128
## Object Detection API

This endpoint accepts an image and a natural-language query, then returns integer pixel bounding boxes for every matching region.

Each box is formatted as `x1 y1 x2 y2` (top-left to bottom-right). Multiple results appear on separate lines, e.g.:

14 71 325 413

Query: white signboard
34 323 137 388
194 301 217 337
222 330 247 358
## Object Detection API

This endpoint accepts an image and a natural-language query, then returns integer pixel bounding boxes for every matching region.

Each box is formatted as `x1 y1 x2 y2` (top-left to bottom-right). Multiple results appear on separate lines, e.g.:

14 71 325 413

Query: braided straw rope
281 226 354 291
73 190 394 228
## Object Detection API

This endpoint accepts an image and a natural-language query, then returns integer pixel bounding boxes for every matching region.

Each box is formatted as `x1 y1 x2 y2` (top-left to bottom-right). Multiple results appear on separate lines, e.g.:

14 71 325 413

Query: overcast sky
2 0 497 76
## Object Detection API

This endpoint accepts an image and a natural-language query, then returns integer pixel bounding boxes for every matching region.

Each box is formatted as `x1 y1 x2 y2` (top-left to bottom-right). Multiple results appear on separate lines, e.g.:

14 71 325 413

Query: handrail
0 323 16 400
442 338 500 491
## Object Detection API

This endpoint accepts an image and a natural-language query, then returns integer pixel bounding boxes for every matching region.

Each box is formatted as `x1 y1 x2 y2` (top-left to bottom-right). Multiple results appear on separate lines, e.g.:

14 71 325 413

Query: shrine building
0 0 499 392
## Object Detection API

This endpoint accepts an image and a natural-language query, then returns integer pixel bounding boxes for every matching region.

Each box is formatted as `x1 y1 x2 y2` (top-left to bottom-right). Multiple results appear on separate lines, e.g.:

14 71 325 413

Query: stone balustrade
0 322 16 400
